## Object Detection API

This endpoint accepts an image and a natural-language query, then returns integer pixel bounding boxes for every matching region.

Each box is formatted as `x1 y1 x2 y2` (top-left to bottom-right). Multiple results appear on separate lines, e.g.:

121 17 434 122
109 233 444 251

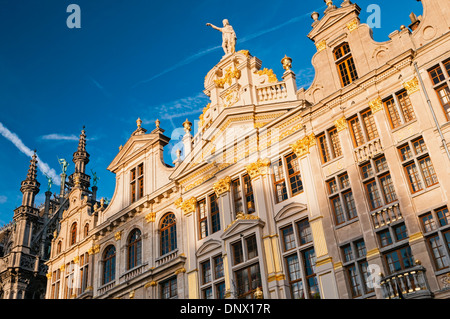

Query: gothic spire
19 150 40 208
70 127 90 190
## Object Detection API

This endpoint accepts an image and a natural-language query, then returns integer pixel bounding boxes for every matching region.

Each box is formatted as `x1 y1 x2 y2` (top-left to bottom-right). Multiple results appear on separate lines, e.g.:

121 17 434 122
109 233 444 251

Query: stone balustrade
354 138 383 163
155 250 178 267
380 265 432 299
256 82 288 103
371 202 402 229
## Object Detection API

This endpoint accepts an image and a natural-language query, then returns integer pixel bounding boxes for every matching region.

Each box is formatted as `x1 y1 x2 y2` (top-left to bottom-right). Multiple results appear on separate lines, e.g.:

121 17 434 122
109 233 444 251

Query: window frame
428 60 450 121
333 43 359 87
326 172 358 226
383 90 416 129
130 163 144 204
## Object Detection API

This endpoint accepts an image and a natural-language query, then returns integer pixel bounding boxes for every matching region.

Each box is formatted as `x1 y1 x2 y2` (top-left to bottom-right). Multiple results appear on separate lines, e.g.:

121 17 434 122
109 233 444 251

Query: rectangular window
243 174 255 213
232 178 243 214
198 199 208 239
419 206 450 272
201 260 211 284
399 137 438 194
317 127 342 164
235 263 262 299
232 241 244 265
130 163 144 203
327 173 357 225
361 156 397 211
285 152 303 196
428 63 450 121
297 219 313 245
281 225 296 251
384 246 414 274
349 110 378 148
334 43 358 87
210 193 220 233
161 277 177 299
272 158 288 203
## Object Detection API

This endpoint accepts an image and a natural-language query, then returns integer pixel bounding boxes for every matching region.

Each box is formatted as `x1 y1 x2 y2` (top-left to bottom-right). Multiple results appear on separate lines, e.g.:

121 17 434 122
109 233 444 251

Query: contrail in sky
133 8 323 87
0 122 60 185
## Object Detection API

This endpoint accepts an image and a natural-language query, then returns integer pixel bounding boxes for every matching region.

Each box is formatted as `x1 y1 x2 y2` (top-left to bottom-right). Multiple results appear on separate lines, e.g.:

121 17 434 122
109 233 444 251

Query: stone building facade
39 0 450 299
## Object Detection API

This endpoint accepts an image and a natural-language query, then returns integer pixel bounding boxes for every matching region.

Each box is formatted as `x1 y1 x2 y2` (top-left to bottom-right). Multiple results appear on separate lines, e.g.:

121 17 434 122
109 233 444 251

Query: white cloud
0 122 61 185
41 133 79 141
0 195 7 204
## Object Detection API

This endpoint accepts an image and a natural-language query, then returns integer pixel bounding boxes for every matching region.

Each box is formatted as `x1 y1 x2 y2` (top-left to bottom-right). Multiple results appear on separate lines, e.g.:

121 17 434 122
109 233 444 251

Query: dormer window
130 163 144 203
333 43 358 87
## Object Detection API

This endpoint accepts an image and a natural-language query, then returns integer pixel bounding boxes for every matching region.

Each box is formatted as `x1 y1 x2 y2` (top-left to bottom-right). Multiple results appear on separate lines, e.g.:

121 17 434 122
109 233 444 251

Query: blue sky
0 0 423 225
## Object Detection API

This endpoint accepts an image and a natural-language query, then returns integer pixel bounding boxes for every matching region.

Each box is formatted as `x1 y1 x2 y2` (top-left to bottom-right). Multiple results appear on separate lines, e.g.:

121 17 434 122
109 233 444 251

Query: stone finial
281 55 293 71
155 119 160 129
325 0 333 6
137 117 142 128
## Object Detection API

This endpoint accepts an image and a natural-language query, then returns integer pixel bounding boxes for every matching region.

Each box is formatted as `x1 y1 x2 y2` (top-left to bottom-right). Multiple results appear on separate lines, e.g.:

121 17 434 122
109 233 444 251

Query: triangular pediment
107 131 169 173
221 216 265 240
196 239 222 257
307 3 361 41
274 202 308 223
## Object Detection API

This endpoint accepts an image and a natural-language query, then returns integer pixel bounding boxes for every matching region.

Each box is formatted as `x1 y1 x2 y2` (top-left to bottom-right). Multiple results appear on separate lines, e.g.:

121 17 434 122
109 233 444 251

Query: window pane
419 156 438 187
329 127 342 157
282 225 296 251
246 235 258 260
428 235 449 270
361 110 378 141
365 180 382 210
297 219 313 245
405 163 423 193
421 213 437 232
385 97 401 128
437 207 450 227
380 174 397 204
232 242 243 265
397 91 416 123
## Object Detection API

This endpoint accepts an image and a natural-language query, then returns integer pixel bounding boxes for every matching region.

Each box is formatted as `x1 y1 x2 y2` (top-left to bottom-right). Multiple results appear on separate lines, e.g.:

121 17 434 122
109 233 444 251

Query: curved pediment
274 202 307 223
196 239 223 257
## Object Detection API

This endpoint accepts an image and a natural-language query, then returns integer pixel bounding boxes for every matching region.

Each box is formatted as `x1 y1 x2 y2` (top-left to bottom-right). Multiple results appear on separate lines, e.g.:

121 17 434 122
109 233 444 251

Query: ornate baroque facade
3 0 450 299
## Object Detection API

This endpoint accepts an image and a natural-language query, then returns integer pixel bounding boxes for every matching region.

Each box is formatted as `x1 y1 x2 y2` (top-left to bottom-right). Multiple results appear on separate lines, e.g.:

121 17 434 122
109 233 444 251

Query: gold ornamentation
175 267 187 275
174 197 183 208
245 158 271 179
213 176 232 196
369 97 383 113
114 231 122 241
88 244 100 255
254 287 263 299
334 117 348 132
403 77 420 95
409 231 424 243
59 264 65 272
46 272 52 279
238 50 251 57
222 87 240 108
281 55 292 71
255 68 278 83
225 213 260 231
144 281 157 288
214 66 241 88
316 40 326 52
316 256 333 267
290 134 316 158
347 19 359 32
181 197 197 216
145 212 156 223
366 248 380 259
73 256 79 264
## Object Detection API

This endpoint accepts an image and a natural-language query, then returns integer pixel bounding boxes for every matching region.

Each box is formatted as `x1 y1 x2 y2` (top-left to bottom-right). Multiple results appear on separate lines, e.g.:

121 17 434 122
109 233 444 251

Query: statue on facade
44 174 53 192
58 158 69 175
206 19 237 55
91 169 99 187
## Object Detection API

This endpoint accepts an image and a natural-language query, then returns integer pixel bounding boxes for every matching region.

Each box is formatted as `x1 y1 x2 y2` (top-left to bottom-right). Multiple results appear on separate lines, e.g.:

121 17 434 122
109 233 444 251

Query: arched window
160 213 177 255
70 223 77 246
84 224 89 238
127 229 142 270
333 43 358 87
102 245 116 285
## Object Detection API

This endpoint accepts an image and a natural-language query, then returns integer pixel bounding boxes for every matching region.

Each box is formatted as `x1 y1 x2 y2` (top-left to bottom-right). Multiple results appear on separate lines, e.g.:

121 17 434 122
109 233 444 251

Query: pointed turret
69 127 91 190
19 150 40 208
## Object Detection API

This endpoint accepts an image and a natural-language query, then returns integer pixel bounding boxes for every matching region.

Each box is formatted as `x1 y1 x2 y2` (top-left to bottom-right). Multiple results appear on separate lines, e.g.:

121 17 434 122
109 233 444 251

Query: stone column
179 197 199 299
245 159 286 298
291 134 339 299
